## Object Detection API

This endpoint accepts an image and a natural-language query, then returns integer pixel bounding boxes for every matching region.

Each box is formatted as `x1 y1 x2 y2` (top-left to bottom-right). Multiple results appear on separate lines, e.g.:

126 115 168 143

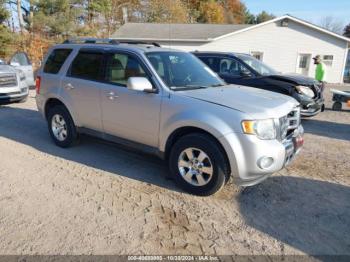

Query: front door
100 52 161 147
296 54 312 76
217 57 255 86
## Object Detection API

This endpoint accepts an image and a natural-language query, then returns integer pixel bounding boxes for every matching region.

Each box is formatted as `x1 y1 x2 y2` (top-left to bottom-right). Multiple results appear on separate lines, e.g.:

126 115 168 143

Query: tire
169 133 230 196
47 105 78 148
332 102 342 111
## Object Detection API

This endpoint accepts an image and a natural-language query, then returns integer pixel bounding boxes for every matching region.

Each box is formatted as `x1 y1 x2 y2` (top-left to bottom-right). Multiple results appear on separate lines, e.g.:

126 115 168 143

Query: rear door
61 49 104 131
9 52 35 87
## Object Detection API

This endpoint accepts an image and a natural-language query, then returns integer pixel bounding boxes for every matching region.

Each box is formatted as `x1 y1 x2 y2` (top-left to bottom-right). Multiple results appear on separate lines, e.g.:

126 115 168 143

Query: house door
296 54 312 76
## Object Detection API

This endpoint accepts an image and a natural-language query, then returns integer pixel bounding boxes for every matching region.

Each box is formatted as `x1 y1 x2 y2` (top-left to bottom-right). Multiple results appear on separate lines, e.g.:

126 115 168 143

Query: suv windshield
146 52 225 90
236 54 278 76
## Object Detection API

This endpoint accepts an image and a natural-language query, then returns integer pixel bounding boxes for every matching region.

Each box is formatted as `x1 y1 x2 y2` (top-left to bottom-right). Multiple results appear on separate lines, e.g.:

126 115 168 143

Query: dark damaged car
194 52 325 117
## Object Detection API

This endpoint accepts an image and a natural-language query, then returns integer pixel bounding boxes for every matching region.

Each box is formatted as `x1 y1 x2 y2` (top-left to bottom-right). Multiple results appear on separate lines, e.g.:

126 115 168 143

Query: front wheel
47 105 78 148
169 133 230 196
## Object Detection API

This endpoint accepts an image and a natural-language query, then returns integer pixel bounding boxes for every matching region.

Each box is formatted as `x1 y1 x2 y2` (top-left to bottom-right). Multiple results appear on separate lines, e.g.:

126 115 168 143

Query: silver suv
36 39 304 196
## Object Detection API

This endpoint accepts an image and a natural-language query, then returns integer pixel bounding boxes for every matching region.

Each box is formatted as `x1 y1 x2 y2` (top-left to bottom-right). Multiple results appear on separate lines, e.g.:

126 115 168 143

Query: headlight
18 70 26 81
242 119 276 140
295 85 314 98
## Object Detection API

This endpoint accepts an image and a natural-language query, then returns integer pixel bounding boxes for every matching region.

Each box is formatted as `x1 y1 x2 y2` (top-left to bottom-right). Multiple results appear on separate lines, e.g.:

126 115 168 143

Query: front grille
0 73 17 87
279 106 300 141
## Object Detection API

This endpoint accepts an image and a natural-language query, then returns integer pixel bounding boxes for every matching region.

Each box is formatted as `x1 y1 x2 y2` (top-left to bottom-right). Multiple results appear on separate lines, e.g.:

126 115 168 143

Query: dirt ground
0 85 349 256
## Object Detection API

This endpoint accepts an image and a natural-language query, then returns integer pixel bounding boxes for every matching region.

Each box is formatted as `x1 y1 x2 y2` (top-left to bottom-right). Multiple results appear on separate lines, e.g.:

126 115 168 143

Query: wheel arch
164 126 231 175
44 97 79 126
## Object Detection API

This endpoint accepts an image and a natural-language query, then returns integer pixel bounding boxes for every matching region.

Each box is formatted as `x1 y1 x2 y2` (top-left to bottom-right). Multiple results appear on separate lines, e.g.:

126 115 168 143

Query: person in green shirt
313 55 326 96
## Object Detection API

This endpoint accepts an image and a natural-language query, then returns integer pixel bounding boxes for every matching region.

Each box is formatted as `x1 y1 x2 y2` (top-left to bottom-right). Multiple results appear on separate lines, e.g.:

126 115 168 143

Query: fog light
258 157 274 169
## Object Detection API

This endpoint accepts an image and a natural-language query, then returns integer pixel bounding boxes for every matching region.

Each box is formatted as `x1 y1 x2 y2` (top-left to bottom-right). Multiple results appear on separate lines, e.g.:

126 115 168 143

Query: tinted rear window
44 49 72 74
69 51 104 81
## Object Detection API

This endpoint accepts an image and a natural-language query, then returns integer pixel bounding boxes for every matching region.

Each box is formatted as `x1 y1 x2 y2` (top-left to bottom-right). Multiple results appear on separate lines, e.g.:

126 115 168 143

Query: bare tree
319 16 344 35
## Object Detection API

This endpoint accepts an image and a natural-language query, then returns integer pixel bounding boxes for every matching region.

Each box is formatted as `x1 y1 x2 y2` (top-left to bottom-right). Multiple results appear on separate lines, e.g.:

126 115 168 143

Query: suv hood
268 73 316 86
0 65 16 74
179 85 299 119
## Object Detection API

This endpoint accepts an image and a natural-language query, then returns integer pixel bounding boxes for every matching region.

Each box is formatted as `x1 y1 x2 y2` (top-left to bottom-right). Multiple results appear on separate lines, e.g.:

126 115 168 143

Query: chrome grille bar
0 73 17 88
279 106 301 141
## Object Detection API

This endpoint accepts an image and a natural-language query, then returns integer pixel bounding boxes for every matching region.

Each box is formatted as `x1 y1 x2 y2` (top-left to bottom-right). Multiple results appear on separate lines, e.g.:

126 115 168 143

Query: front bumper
0 87 29 104
219 125 304 187
300 97 325 117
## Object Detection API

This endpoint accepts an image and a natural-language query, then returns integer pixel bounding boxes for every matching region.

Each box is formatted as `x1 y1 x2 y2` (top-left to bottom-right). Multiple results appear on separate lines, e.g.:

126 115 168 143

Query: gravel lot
0 85 349 256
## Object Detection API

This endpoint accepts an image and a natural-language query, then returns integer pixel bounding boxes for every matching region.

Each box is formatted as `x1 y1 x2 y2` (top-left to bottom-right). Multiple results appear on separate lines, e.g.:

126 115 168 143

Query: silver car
36 39 304 196
0 63 29 104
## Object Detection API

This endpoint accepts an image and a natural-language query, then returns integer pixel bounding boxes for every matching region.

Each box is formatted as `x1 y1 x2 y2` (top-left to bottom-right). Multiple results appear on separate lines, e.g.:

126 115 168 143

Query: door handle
107 91 119 100
64 83 74 90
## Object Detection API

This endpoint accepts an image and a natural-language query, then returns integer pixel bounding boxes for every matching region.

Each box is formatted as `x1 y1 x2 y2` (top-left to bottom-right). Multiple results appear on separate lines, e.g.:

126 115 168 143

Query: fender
159 110 237 152
43 92 81 127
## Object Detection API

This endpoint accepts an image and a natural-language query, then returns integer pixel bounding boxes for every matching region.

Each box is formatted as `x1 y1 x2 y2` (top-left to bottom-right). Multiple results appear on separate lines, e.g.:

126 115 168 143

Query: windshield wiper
209 83 226 87
171 85 210 91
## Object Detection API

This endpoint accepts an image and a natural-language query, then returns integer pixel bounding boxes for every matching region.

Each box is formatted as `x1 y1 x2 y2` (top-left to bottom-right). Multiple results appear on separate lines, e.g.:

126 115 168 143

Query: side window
44 49 72 74
69 51 104 81
219 58 251 77
10 52 31 66
105 53 148 87
198 57 218 72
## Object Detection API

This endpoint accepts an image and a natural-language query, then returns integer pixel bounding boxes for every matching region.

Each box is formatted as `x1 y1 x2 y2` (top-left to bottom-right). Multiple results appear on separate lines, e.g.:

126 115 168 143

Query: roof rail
62 38 161 47
117 40 161 47
62 38 119 45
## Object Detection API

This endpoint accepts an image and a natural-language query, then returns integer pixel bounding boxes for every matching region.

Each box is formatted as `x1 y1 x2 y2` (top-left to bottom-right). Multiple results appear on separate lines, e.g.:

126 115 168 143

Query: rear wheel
169 133 229 196
47 105 78 148
332 102 342 111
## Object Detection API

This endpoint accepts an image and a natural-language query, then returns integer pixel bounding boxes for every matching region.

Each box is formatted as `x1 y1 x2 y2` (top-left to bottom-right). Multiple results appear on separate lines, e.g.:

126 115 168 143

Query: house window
251 51 264 61
322 55 334 67
299 55 309 69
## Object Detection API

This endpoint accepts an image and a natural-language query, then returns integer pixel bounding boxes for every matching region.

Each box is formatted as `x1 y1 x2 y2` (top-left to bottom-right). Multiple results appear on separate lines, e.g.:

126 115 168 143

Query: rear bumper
36 93 45 117
219 125 304 187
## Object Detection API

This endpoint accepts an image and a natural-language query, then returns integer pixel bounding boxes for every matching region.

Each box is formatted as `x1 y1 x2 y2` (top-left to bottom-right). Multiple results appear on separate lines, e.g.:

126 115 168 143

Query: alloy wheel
178 147 213 186
51 114 68 142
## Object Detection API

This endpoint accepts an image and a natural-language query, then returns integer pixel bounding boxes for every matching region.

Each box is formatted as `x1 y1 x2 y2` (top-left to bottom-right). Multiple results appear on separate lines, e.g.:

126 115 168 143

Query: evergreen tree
256 10 275 24
343 23 350 38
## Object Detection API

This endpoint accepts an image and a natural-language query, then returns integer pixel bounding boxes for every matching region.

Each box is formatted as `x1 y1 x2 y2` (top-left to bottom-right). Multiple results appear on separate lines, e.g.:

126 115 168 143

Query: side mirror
127 77 156 93
240 70 252 78
10 61 21 67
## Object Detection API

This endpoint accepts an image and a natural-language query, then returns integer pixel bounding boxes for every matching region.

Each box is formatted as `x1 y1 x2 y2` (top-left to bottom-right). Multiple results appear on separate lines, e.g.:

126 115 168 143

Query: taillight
35 76 41 94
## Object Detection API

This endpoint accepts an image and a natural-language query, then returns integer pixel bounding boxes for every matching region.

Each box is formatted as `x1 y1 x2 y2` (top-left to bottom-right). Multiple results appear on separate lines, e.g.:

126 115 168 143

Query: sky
244 0 350 25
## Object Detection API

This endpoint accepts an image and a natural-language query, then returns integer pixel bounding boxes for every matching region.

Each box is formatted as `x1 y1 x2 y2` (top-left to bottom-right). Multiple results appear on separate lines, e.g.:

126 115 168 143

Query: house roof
214 15 350 43
112 15 350 44
111 23 252 42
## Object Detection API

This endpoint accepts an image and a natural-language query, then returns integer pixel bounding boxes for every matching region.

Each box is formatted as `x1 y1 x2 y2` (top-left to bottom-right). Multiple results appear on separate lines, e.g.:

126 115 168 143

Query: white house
112 15 350 83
